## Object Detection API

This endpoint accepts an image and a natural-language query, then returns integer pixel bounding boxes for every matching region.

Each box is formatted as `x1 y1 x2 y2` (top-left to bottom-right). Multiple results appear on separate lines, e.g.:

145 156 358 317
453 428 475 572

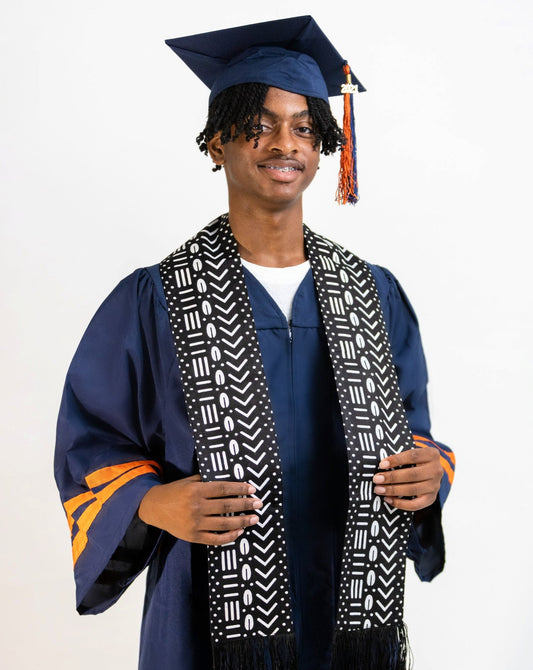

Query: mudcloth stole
159 215 413 670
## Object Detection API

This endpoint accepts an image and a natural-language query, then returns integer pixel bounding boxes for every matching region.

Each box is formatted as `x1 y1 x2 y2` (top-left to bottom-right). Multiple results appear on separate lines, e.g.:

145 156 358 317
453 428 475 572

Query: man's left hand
373 447 443 511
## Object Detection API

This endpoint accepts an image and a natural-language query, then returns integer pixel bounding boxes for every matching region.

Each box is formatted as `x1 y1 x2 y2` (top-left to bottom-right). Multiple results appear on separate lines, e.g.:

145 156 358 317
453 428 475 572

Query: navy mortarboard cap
166 16 364 204
165 16 365 105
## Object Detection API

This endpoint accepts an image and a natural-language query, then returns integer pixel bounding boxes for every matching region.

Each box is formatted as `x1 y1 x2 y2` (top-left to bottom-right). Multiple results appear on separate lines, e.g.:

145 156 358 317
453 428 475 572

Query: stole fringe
331 623 413 670
212 624 411 669
213 633 296 670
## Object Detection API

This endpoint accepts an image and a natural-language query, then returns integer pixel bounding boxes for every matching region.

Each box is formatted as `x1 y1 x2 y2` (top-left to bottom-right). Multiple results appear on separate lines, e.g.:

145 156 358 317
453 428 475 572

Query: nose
265 123 297 155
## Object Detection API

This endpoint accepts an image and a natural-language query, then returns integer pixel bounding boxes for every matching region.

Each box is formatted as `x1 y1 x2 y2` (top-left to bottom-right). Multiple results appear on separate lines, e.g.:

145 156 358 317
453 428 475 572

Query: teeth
265 166 297 172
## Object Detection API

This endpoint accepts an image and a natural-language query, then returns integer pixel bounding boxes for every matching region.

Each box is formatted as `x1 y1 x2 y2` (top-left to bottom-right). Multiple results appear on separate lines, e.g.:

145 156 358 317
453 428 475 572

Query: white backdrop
2 1 532 668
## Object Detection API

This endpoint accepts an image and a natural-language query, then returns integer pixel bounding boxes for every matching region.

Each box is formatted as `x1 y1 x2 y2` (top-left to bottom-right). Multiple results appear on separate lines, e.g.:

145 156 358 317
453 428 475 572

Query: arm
56 269 265 615
55 269 168 614
368 264 455 581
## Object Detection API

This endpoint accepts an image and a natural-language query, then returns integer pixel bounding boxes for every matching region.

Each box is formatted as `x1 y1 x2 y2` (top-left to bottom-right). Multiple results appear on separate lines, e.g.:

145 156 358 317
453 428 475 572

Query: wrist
138 484 162 526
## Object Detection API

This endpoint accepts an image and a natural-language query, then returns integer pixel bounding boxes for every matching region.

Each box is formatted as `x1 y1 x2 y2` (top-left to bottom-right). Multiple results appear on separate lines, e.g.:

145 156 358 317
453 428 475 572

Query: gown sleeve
54 269 169 614
369 264 455 582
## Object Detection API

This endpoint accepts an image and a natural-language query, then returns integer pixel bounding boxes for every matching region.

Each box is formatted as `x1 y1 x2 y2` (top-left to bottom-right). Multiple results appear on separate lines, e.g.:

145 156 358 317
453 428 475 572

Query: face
208 87 321 211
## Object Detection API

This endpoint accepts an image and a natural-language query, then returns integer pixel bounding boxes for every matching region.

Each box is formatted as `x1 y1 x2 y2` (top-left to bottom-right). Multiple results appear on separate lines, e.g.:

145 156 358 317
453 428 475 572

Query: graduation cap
166 16 364 204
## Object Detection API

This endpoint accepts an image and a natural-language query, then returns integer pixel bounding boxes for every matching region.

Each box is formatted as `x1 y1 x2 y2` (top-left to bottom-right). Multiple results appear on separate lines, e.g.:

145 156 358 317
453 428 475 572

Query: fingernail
252 500 263 509
379 460 390 469
237 529 245 536
384 497 393 504
373 474 385 484
374 486 386 494
248 485 256 494
249 515 259 525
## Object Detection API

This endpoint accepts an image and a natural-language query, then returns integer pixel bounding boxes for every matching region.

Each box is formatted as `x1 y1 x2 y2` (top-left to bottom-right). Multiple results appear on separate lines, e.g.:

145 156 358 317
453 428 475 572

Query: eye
295 125 315 135
252 122 271 133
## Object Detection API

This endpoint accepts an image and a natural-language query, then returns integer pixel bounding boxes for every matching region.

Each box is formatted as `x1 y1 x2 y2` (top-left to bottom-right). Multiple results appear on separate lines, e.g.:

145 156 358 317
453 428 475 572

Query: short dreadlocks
196 83 345 171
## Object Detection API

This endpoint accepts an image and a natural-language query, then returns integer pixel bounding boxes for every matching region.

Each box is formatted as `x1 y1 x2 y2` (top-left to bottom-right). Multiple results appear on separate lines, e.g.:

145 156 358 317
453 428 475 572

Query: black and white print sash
304 228 412 634
160 215 413 667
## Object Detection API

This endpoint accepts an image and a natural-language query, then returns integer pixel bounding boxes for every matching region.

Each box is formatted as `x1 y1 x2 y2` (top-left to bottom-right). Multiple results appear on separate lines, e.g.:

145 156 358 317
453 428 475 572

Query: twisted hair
196 83 345 171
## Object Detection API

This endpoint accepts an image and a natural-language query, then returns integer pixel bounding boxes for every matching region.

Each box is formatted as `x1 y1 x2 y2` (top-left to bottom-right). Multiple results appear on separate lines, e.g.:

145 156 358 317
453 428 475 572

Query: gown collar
242 266 322 329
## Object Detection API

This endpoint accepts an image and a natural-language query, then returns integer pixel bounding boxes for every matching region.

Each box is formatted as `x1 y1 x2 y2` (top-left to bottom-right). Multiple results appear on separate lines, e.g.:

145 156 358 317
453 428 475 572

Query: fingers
191 479 262 517
378 446 439 470
382 494 438 512
199 512 260 533
373 478 437 500
183 508 260 545
202 495 263 516
374 462 436 486
198 528 247 546
373 447 443 511
181 476 256 501
201 480 256 499
186 479 263 545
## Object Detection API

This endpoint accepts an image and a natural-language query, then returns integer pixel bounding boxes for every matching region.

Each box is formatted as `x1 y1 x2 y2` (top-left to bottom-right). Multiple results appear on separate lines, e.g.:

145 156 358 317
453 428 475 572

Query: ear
207 132 225 167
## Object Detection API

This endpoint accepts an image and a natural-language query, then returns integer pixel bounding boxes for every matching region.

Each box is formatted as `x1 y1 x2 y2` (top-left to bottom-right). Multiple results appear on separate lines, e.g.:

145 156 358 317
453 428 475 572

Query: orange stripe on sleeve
63 491 95 532
71 462 160 566
413 434 456 465
440 457 455 485
85 459 161 489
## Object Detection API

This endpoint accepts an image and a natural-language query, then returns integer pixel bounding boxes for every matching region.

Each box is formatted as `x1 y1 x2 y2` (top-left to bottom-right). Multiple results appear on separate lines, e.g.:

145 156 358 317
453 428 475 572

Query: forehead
261 87 310 116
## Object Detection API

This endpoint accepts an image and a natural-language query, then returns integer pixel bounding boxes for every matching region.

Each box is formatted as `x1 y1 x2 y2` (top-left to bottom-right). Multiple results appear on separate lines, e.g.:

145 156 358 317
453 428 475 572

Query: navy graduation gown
54 262 454 670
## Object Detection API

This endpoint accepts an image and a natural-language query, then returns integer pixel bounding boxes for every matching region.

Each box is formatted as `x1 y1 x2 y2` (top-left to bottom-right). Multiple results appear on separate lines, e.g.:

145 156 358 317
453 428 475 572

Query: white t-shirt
241 258 310 324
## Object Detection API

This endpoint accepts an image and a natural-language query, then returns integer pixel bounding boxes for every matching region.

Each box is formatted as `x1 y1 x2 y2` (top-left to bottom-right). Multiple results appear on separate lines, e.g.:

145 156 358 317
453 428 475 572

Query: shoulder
75 267 169 354
142 264 168 311
366 263 419 328
96 265 167 315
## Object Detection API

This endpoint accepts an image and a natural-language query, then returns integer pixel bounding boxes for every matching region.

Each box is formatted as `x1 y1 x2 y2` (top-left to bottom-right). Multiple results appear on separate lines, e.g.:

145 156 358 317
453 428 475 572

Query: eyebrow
260 106 311 120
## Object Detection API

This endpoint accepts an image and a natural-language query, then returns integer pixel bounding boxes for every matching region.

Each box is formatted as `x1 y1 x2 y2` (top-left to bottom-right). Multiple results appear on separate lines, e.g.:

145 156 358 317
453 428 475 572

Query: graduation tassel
336 62 359 205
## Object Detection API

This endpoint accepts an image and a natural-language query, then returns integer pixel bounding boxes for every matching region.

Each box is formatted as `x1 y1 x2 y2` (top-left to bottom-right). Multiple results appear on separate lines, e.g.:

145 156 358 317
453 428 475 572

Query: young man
55 16 454 670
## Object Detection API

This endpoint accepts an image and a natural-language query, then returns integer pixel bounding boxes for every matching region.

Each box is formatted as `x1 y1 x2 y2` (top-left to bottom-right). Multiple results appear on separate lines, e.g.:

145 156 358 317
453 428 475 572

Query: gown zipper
287 317 299 619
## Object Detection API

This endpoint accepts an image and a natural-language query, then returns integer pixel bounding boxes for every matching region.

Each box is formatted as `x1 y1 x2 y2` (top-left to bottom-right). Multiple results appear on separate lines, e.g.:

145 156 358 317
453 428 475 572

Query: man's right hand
138 474 263 545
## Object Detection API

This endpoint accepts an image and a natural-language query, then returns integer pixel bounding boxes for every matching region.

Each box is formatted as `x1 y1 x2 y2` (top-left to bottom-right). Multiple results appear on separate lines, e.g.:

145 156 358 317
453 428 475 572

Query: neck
228 198 306 268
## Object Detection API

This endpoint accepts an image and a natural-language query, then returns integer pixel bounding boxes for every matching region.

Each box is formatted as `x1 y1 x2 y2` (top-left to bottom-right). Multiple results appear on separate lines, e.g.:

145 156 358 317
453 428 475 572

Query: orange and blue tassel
336 62 359 205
